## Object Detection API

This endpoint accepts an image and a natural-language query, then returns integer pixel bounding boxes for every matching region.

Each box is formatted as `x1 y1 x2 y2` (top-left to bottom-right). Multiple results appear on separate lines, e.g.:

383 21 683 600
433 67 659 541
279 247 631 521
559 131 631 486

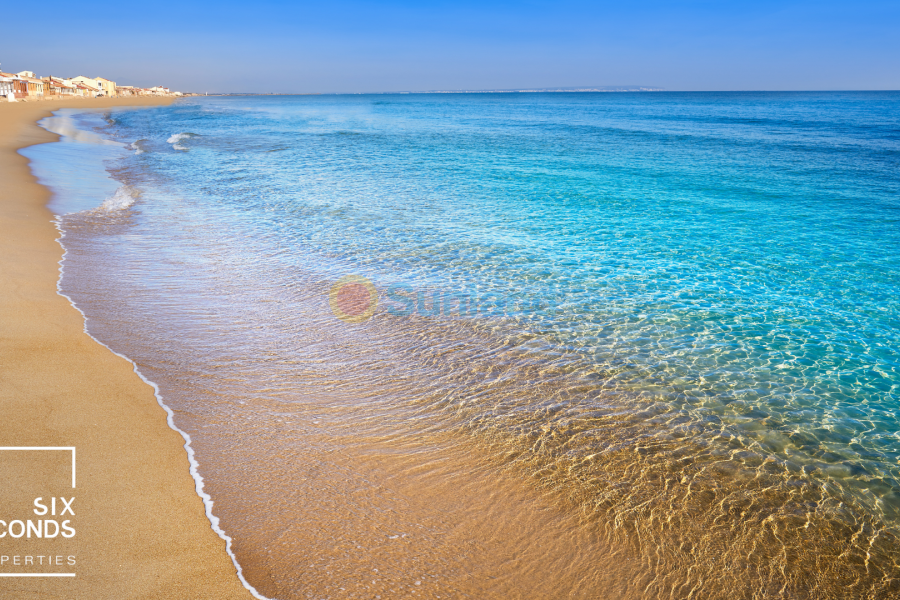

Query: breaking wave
96 185 140 211
131 139 149 154
167 132 199 150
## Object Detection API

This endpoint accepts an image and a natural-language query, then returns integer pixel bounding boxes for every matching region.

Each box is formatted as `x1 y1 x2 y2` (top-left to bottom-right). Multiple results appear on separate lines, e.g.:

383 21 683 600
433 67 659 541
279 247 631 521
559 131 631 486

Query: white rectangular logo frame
0 446 76 578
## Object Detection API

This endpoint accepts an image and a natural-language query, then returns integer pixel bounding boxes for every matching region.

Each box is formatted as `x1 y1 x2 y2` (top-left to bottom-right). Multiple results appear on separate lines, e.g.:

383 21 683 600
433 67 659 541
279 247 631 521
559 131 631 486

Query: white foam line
37 112 274 600
52 219 273 600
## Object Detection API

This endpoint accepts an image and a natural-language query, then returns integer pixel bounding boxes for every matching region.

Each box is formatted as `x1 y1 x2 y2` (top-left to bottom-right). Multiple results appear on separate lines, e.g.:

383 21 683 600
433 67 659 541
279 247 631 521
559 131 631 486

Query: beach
0 98 254 598
3 92 899 599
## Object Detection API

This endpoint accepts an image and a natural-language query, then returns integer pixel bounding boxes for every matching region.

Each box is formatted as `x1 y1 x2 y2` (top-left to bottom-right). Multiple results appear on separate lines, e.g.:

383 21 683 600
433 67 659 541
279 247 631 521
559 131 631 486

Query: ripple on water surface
35 93 900 598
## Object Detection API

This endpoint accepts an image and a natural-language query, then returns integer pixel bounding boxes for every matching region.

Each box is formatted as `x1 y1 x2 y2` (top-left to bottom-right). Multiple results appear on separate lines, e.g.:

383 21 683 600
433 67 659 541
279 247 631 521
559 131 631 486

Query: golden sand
0 98 254 598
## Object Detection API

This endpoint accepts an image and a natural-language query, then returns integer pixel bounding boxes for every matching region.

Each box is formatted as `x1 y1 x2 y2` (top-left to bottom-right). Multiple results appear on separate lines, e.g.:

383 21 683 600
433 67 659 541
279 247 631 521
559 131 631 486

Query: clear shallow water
25 93 900 598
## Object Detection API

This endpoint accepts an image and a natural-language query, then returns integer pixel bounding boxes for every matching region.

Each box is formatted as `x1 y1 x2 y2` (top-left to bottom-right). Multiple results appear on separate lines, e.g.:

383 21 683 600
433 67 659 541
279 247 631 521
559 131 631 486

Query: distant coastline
197 86 664 96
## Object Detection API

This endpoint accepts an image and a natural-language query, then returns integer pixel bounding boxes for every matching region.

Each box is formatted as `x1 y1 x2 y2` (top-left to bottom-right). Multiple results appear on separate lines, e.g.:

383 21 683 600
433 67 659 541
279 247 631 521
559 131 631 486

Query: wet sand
0 98 254 598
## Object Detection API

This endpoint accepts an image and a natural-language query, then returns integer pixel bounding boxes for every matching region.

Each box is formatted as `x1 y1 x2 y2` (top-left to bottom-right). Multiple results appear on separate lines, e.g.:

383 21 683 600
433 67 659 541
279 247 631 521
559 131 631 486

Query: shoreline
0 98 256 598
5 94 898 598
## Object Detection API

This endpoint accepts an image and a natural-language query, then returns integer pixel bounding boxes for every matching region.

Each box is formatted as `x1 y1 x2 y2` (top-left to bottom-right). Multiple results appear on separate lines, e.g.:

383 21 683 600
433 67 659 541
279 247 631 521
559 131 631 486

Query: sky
2 0 898 93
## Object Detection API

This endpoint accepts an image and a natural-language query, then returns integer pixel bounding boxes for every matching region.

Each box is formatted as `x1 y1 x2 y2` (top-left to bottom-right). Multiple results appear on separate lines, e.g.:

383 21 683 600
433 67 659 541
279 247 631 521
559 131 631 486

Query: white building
0 73 15 99
69 76 101 95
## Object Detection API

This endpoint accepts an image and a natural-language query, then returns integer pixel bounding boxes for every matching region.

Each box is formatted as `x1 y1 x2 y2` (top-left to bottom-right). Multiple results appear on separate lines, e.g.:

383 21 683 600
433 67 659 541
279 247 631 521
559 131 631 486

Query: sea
21 92 900 599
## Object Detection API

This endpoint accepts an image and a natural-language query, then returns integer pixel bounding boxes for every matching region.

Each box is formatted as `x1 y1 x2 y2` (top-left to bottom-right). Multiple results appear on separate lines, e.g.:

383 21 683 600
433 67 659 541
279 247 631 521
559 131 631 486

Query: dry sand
0 98 255 599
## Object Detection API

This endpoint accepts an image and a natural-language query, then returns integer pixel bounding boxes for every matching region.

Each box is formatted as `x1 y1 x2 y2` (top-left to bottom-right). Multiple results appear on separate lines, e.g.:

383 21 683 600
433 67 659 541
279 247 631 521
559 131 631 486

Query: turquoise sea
24 92 900 599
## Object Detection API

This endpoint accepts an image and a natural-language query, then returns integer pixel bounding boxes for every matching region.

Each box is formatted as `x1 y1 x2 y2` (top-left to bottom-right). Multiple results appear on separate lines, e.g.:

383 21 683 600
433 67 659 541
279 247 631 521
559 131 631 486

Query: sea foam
42 113 124 146
131 139 149 154
167 132 199 150
97 185 140 211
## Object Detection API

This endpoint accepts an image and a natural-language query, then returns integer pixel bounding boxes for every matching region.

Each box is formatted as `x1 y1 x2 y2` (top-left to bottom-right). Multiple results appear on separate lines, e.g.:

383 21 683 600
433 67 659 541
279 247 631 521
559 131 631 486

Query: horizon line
181 88 900 96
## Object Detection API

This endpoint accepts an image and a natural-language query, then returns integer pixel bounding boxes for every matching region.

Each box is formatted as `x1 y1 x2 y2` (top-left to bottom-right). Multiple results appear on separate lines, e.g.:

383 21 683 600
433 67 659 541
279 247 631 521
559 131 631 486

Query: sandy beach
0 98 254 598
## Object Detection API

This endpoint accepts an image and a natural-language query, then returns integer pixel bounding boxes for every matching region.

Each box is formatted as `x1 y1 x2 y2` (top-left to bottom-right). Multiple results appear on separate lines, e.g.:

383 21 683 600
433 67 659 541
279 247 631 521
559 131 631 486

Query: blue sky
2 0 898 92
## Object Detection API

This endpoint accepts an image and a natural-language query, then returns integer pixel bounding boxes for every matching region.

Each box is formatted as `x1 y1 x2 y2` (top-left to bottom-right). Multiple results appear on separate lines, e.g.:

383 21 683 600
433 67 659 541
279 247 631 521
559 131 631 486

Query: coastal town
0 68 182 100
